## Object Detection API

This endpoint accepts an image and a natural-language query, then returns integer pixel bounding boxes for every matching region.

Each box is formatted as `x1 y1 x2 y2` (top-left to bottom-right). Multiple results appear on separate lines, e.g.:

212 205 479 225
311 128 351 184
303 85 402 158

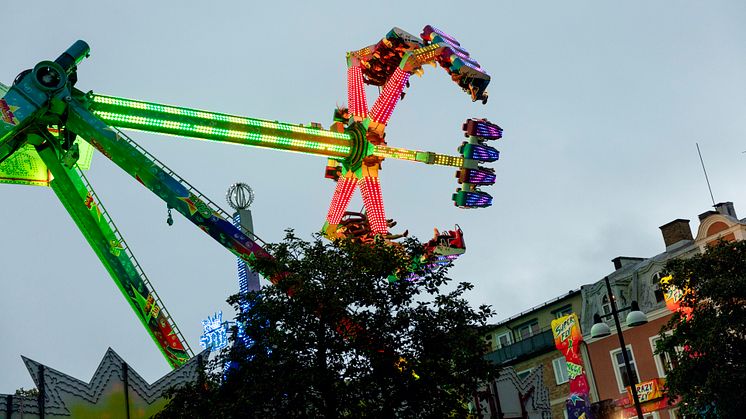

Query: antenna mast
696 142 716 206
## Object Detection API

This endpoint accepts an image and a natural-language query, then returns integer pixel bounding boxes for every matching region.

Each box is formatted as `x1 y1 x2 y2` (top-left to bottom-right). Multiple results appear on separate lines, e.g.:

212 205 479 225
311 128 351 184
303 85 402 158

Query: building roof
487 289 580 329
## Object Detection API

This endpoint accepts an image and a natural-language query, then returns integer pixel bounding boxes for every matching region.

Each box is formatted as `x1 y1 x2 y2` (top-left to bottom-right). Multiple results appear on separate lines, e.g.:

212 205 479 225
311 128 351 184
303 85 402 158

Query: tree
156 232 496 418
657 240 746 418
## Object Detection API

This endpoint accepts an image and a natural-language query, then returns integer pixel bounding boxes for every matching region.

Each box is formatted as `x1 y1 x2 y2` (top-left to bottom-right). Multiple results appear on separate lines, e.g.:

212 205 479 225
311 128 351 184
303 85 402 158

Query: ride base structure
0 26 503 369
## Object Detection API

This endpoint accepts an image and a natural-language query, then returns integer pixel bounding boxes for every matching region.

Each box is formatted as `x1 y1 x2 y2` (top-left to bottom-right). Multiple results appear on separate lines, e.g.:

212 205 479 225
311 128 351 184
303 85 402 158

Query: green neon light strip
92 95 350 141
90 95 464 167
94 111 351 156
91 94 351 158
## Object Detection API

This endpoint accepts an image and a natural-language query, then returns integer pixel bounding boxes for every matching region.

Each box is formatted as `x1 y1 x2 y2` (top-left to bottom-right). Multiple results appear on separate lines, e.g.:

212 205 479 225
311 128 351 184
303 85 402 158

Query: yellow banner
627 378 664 403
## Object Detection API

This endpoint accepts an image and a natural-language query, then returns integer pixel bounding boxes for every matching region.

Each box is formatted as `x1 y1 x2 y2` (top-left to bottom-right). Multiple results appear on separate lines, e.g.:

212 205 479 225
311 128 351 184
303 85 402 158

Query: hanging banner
552 313 593 419
627 378 664 403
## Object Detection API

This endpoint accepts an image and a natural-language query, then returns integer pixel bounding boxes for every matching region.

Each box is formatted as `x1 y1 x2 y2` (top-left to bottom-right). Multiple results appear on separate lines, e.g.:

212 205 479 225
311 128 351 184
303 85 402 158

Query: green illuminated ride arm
33 134 193 368
89 94 352 158
88 94 465 168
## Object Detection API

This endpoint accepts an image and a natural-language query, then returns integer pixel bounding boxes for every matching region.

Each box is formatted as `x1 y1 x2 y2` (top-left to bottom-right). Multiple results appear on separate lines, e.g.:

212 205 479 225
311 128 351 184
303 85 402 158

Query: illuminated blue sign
199 311 229 351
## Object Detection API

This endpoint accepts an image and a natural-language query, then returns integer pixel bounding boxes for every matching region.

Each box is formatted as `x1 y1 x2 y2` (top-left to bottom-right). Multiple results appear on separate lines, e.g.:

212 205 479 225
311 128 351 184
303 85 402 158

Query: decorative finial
227 182 254 210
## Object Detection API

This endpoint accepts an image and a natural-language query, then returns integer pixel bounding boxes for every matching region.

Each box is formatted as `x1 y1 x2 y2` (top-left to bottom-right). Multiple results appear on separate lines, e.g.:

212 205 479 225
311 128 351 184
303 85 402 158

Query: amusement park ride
0 26 503 369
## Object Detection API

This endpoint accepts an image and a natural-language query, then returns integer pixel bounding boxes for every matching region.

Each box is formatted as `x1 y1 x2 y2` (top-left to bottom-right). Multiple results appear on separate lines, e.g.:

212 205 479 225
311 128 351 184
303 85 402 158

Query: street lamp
590 276 649 419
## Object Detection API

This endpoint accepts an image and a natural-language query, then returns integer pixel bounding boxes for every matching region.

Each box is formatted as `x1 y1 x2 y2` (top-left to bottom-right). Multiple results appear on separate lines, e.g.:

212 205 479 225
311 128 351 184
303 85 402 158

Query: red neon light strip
325 177 358 224
369 67 410 125
359 176 388 234
347 66 368 118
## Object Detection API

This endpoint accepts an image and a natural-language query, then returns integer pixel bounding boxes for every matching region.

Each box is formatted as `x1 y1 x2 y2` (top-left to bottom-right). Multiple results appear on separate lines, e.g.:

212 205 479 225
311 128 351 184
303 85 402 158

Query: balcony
484 329 555 366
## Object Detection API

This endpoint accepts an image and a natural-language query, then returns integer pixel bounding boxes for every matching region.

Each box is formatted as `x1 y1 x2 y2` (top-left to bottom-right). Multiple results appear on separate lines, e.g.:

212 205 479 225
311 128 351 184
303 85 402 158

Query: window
516 321 539 340
553 304 573 319
516 367 533 381
652 272 666 303
650 334 678 377
552 356 569 385
496 331 512 348
601 295 611 315
610 345 640 393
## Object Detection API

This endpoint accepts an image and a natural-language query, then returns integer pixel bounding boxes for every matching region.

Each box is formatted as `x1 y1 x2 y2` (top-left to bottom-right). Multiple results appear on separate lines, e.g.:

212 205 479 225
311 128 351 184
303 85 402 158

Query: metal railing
485 328 555 366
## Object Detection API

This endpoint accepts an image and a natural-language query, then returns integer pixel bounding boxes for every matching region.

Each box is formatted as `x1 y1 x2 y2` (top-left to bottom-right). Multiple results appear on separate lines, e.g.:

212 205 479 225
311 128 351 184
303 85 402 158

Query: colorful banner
627 378 664 403
552 313 593 419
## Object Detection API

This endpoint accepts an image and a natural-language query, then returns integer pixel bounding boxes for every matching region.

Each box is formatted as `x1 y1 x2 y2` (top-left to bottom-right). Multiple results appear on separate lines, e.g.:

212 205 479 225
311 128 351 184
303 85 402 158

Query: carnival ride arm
87 94 352 159
32 133 193 368
86 93 466 168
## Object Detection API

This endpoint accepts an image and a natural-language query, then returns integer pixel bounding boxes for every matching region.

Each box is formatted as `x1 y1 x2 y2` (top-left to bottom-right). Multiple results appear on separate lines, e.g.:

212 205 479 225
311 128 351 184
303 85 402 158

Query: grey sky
1 1 744 390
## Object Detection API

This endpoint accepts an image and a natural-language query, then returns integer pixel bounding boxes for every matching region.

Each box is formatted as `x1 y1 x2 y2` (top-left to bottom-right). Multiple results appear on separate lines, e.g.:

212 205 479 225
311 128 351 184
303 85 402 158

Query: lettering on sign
566 361 583 380
553 315 576 342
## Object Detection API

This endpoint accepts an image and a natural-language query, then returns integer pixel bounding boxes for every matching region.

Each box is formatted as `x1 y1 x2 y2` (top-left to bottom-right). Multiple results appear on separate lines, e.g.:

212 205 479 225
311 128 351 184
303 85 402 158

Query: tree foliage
658 240 746 418
156 232 496 418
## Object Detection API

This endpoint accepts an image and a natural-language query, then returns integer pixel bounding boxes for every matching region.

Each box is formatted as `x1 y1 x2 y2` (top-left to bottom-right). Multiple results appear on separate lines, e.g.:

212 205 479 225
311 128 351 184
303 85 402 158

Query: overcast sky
1 1 744 391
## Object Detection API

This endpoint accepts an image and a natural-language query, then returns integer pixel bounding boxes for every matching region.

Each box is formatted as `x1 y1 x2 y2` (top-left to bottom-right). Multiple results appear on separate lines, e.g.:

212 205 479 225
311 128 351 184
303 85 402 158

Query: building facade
480 201 746 419
581 202 746 419
483 290 584 418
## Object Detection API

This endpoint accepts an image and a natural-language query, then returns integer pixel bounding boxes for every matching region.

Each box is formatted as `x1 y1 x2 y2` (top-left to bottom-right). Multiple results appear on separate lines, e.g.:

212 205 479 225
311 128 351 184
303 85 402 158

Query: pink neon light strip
326 177 358 224
347 66 368 118
369 67 410 125
359 176 388 234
